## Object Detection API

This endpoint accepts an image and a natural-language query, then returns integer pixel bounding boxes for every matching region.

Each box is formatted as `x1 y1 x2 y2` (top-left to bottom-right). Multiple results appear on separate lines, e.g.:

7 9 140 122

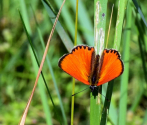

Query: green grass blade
102 0 127 124
19 11 55 125
90 90 101 125
20 0 31 34
118 1 132 125
37 22 67 125
19 0 53 124
42 0 74 52
139 39 147 82
136 23 147 83
90 0 108 125
132 0 147 27
133 4 147 85
113 1 127 49
0 0 2 16
30 5 67 125
54 0 82 45
101 80 114 125
94 0 107 53
70 0 94 46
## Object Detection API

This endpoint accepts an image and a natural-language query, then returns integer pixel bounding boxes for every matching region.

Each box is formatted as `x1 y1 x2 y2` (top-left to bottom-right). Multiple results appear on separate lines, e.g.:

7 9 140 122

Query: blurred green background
0 0 147 125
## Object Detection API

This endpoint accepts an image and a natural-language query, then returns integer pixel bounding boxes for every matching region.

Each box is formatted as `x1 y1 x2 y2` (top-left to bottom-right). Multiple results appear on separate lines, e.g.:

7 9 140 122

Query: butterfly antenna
106 4 114 48
72 87 90 96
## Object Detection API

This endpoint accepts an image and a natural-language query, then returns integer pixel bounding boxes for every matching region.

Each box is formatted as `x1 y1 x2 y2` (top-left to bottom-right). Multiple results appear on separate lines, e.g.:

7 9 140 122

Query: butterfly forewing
58 45 95 85
97 49 124 86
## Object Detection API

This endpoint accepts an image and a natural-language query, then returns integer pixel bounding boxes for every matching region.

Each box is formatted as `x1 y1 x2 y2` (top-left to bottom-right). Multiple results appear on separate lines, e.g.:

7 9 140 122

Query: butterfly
58 45 124 92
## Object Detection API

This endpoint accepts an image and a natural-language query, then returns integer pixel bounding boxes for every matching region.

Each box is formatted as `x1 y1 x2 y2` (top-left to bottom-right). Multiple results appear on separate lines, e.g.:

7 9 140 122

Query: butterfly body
58 45 124 88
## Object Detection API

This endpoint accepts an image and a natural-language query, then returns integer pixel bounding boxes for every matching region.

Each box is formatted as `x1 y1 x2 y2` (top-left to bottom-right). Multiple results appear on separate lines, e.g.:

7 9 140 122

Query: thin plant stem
71 0 79 125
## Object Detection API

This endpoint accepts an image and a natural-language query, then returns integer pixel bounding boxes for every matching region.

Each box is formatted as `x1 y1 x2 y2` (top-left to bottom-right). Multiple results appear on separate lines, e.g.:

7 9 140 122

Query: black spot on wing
104 49 124 76
106 49 109 53
59 45 94 68
104 49 121 58
71 45 94 53
79 46 82 49
83 46 86 49
88 47 92 50
72 47 78 52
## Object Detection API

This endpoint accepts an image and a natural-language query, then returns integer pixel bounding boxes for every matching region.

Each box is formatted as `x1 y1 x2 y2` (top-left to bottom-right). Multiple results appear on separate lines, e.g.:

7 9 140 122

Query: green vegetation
0 0 147 124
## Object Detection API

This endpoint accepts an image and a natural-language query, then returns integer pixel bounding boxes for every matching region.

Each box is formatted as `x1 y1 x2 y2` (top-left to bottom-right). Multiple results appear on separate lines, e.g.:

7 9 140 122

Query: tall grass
1 0 147 124
118 1 131 125
90 0 108 125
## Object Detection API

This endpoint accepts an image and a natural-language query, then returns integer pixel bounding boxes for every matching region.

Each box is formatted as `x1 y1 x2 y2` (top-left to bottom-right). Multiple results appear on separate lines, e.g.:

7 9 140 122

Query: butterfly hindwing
97 49 124 86
58 45 95 85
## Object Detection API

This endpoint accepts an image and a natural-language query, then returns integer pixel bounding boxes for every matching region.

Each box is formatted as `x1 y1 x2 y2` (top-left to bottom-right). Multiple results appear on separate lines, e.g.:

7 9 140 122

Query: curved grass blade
42 0 74 52
19 0 53 124
19 11 54 125
19 0 66 124
54 0 83 45
31 5 67 125
132 0 147 27
136 16 147 83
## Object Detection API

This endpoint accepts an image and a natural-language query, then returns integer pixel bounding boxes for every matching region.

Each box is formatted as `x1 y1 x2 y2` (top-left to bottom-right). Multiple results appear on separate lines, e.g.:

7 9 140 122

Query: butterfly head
89 85 97 92
89 85 99 97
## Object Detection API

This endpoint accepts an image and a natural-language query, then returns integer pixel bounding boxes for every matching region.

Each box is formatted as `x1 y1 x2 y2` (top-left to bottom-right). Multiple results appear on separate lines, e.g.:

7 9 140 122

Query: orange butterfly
58 45 124 91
